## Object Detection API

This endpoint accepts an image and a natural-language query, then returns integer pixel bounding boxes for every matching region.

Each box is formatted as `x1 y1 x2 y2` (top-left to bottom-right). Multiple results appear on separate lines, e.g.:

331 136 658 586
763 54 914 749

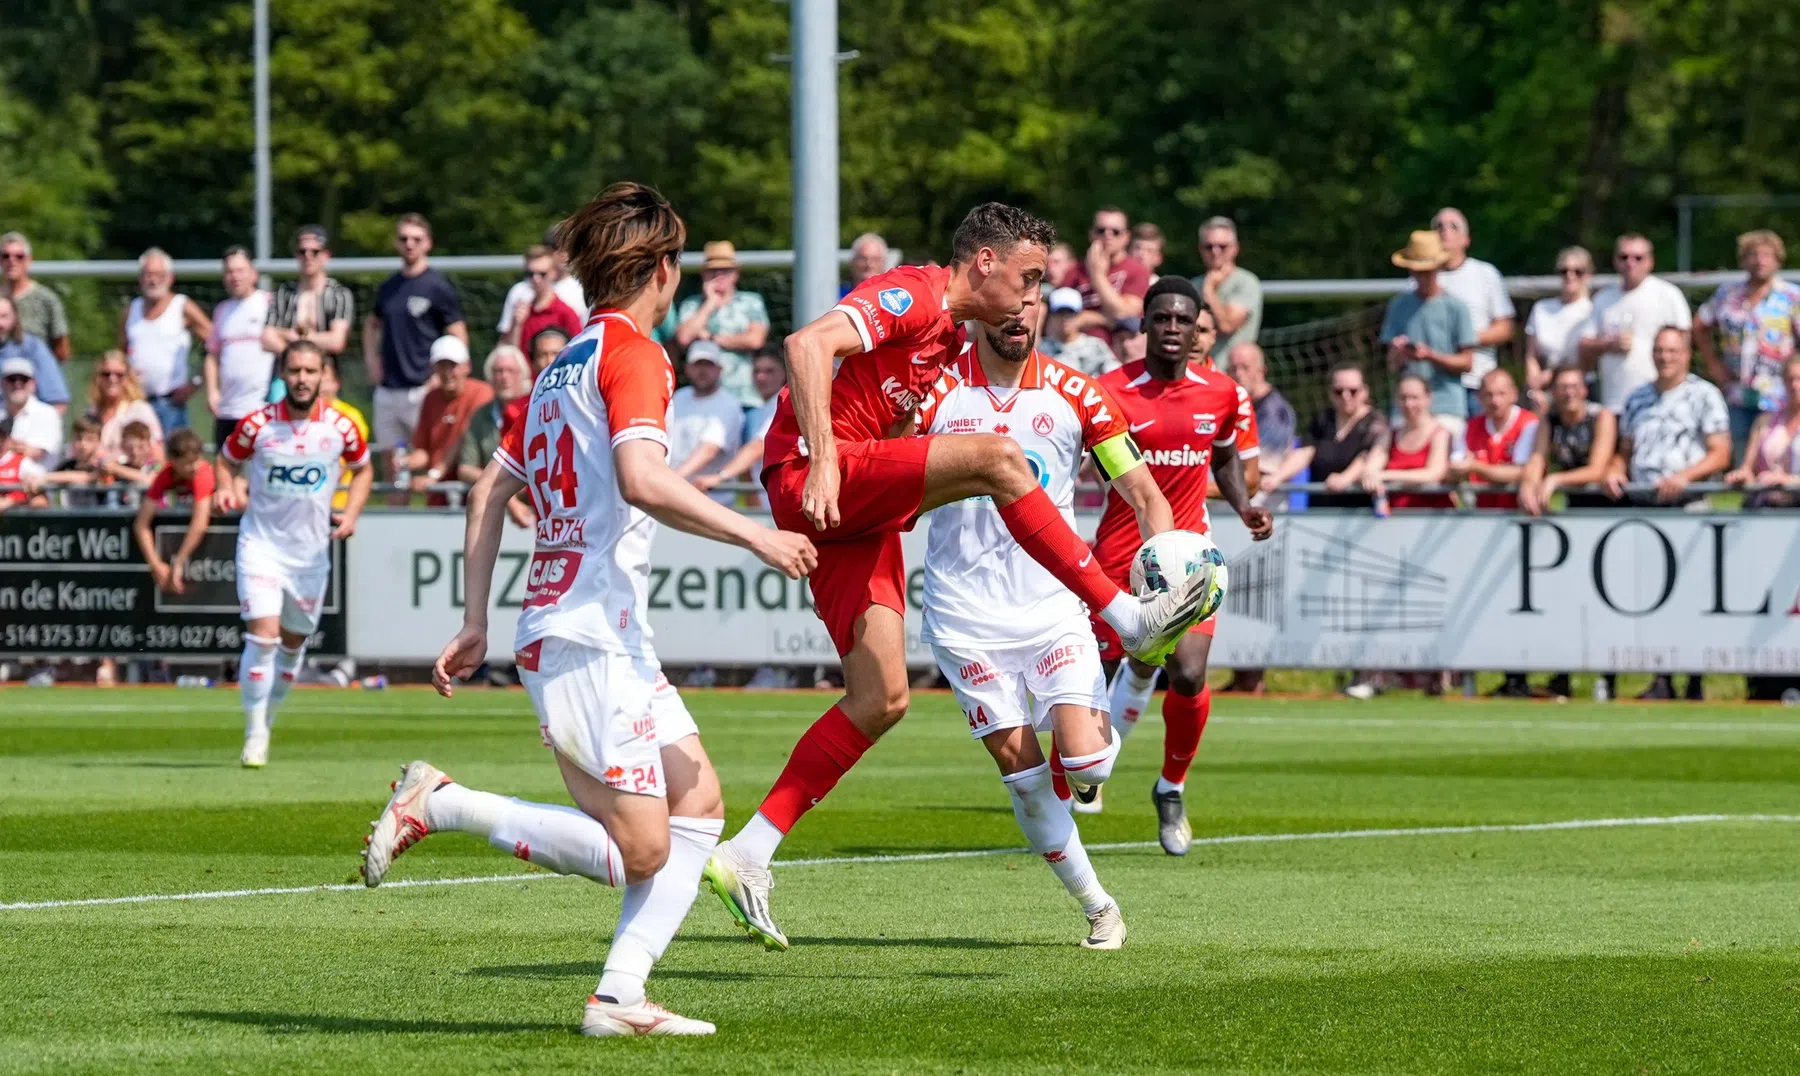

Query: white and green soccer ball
1130 529 1228 622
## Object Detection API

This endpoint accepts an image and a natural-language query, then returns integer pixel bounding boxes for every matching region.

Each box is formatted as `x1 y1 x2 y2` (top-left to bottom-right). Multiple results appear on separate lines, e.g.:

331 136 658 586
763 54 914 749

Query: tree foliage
3 0 1798 275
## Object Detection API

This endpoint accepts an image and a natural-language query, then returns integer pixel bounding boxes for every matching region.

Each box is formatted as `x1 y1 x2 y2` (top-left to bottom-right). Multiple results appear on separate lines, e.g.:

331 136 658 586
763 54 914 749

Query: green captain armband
1092 433 1144 482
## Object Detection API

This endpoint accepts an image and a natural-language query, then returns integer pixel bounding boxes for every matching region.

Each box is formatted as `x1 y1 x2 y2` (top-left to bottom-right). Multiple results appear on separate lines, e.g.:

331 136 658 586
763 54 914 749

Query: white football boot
582 996 715 1037
240 728 270 769
1080 902 1127 950
702 839 789 951
361 760 447 887
1118 563 1224 667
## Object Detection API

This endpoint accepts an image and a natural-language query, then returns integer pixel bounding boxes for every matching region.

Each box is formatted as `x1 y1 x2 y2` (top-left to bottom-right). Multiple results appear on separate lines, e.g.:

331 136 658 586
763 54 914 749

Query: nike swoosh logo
1078 553 1093 567
1129 420 1155 432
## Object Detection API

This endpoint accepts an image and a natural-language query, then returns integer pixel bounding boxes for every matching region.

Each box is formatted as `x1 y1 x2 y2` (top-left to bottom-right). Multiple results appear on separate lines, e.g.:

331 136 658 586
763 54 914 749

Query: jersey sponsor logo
539 339 598 393
957 659 998 687
880 375 922 412
521 549 582 609
1024 448 1050 490
1129 420 1156 433
845 296 887 342
993 423 1010 435
1042 850 1068 864
1195 413 1218 435
1034 643 1081 677
946 417 983 433
1032 412 1055 436
878 287 914 317
1143 445 1213 467
1039 365 1115 425
535 516 587 548
264 455 330 496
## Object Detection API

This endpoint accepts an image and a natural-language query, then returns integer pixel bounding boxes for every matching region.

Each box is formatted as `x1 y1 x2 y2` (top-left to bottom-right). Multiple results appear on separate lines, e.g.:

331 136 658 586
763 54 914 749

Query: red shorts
764 437 933 655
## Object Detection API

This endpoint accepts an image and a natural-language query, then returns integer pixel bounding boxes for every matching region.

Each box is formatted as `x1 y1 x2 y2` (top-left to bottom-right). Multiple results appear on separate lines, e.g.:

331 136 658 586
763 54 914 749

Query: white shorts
930 626 1108 740
372 384 430 451
517 636 699 798
236 543 330 636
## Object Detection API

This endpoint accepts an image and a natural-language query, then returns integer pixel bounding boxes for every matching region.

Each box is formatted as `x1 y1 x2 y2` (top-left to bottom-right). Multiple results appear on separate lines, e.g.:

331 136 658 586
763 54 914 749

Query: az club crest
878 288 914 317
1194 413 1218 435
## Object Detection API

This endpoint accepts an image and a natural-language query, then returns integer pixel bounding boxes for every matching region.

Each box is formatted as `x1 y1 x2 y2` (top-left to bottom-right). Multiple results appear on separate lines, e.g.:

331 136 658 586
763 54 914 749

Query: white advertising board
348 509 1800 672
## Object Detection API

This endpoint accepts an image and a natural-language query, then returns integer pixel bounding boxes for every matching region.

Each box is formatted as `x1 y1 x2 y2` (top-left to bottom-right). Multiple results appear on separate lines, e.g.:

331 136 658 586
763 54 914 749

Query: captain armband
1092 433 1144 482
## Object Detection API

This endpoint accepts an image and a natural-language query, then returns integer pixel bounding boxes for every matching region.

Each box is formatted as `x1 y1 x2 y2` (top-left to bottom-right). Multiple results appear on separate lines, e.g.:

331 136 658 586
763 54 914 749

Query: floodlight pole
253 0 272 262
791 0 840 326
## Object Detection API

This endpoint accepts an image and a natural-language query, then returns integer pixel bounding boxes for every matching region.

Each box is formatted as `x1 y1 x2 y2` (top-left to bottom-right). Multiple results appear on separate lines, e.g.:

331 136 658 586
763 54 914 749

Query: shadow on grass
179 1010 564 1035
466 963 1003 983
66 761 230 769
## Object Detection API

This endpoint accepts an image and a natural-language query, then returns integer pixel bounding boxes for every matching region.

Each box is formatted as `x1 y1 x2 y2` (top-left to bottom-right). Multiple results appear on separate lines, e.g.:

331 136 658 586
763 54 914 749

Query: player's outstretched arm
433 459 523 696
785 312 865 530
615 439 816 579
1109 463 1175 539
1210 440 1274 540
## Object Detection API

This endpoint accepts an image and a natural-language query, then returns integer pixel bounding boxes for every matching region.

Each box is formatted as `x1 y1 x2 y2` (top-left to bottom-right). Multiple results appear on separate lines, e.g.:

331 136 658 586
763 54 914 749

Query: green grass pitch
3 686 1799 1073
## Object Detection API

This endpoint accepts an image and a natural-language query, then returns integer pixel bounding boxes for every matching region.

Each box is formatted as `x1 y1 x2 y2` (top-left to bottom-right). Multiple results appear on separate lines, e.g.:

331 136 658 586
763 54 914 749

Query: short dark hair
1144 276 1201 308
121 421 153 443
222 245 252 264
70 416 101 438
294 224 329 248
529 326 570 353
752 345 784 367
166 428 205 463
1131 222 1165 244
396 212 432 236
950 203 1056 266
281 338 327 370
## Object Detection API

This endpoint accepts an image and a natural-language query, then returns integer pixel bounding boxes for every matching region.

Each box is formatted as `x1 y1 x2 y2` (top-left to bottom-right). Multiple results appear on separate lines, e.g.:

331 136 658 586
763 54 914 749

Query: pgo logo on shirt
878 288 913 317
1032 412 1055 436
266 459 329 495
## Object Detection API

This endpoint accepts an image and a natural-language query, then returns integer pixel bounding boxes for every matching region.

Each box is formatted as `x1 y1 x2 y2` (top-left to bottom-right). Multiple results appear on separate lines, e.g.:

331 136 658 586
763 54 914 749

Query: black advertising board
0 510 345 658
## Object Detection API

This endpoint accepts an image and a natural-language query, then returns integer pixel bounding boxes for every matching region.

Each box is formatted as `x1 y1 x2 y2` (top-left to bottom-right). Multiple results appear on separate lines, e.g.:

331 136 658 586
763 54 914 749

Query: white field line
4 813 1797 914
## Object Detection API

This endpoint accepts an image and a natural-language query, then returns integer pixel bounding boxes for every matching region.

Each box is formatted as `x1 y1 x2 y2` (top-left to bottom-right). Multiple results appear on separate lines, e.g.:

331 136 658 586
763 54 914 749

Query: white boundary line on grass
4 813 1797 913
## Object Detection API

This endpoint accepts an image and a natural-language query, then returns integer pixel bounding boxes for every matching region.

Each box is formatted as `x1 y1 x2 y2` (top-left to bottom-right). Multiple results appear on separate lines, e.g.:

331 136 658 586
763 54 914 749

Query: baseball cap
0 356 35 380
1114 316 1143 335
1048 287 1083 314
429 336 471 365
686 340 725 366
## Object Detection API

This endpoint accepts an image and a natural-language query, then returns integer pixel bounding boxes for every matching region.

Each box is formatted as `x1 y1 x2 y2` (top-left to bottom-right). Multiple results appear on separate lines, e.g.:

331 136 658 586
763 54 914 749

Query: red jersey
146 459 217 505
1461 406 1538 509
1092 360 1243 581
763 265 965 470
1063 256 1150 342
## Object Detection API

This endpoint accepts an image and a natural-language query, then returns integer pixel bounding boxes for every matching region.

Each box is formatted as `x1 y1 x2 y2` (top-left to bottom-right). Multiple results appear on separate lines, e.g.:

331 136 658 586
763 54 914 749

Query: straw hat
1391 230 1449 271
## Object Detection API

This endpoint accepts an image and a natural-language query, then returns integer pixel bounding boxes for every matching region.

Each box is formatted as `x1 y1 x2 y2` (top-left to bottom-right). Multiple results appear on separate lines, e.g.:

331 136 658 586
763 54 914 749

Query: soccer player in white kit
212 340 373 767
357 183 815 1038
914 316 1175 948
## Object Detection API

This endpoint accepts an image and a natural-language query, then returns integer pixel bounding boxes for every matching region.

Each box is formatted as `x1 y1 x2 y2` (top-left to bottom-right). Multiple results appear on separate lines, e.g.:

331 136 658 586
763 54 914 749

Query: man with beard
911 306 1176 949
702 205 1220 951
1091 277 1275 854
214 340 374 766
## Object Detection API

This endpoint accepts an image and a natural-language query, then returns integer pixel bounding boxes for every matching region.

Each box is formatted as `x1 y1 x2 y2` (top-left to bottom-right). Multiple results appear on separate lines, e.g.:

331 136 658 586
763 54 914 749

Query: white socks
1001 763 1111 916
1154 776 1184 796
1108 665 1158 743
732 812 786 868
239 634 279 736
425 783 626 886
269 643 305 713
596 816 723 1005
1097 593 1143 641
1059 738 1120 788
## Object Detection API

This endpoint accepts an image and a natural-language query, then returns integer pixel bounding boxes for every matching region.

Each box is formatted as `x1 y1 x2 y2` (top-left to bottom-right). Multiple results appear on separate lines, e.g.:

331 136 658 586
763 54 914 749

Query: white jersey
222 398 370 568
916 348 1132 648
210 289 276 419
495 310 674 659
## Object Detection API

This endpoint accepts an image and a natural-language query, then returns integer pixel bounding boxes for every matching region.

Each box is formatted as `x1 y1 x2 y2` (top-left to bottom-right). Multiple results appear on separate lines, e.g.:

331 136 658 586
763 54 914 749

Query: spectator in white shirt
496 228 587 338
119 247 213 434
668 340 745 504
1605 327 1729 505
1429 207 1516 413
697 347 787 498
843 233 890 297
205 246 277 450
1580 234 1693 412
0 357 62 462
1523 246 1595 411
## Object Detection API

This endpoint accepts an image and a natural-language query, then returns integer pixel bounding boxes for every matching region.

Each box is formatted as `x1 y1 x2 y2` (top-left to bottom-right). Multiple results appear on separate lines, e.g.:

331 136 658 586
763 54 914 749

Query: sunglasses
1091 226 1126 236
1616 253 1649 262
1331 385 1365 397
2 374 32 385
98 370 127 381
396 235 428 245
528 269 552 279
294 247 326 258
0 252 26 263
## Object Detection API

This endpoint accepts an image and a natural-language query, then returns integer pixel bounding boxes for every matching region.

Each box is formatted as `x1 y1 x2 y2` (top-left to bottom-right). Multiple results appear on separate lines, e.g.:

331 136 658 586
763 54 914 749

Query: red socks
1161 685 1211 785
756 705 874 832
997 488 1121 611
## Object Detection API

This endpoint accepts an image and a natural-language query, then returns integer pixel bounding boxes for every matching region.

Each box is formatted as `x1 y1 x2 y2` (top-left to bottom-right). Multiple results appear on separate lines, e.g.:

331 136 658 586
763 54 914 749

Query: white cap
0 356 35 380
1048 287 1083 313
429 335 471 365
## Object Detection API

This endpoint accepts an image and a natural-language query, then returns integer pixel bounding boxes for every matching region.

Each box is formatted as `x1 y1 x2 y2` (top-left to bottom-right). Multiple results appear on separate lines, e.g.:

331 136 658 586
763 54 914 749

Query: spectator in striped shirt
263 225 354 358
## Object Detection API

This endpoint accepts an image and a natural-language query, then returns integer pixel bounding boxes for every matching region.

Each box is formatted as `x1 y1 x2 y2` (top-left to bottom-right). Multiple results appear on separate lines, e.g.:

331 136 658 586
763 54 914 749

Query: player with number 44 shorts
357 184 815 1039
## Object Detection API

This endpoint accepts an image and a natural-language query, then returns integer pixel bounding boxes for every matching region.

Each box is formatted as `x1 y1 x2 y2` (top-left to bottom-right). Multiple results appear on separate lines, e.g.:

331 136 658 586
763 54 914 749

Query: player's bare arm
614 438 816 578
1210 439 1273 540
211 453 243 513
433 458 521 695
1108 461 1174 538
331 460 373 539
784 311 866 530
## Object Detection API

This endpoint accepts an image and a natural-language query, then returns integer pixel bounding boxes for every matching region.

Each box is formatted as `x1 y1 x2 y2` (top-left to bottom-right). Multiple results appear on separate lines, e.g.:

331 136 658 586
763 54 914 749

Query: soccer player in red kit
703 204 1219 950
1090 277 1274 855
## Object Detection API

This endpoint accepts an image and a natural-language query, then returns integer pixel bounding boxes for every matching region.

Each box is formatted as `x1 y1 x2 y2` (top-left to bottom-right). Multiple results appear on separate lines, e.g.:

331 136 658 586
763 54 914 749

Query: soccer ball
1130 529 1228 621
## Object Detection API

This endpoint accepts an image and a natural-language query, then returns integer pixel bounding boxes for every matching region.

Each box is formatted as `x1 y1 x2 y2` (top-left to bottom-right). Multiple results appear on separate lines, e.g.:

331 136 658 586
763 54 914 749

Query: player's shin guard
1060 736 1121 789
268 643 305 717
1108 665 1158 743
425 783 627 886
738 705 872 866
597 816 723 1006
997 488 1122 614
1158 686 1211 790
1002 764 1111 915
239 634 279 735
